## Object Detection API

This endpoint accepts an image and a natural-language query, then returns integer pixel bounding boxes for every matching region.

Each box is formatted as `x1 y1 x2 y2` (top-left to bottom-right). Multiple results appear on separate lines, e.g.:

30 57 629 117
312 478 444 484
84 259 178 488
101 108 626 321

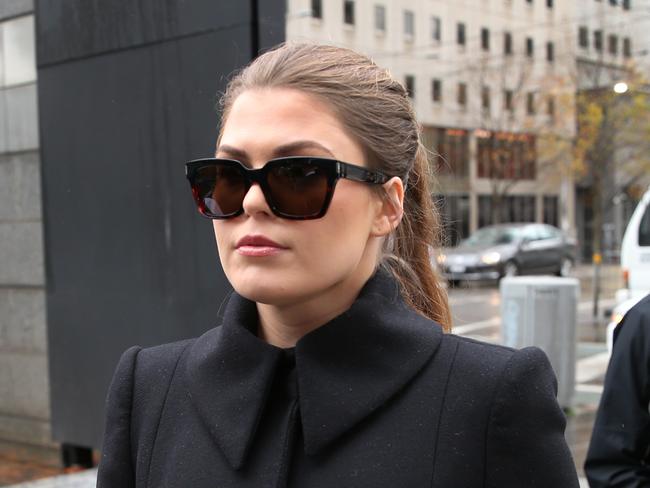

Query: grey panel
39 25 254 448
0 0 33 21
36 0 252 66
4 83 39 152
0 91 6 152
257 0 285 50
0 221 44 285
0 351 50 419
0 151 42 221
0 288 47 353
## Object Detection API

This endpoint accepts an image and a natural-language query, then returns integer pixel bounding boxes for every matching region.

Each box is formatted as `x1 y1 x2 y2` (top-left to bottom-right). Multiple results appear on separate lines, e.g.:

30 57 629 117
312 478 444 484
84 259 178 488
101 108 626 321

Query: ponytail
382 143 452 332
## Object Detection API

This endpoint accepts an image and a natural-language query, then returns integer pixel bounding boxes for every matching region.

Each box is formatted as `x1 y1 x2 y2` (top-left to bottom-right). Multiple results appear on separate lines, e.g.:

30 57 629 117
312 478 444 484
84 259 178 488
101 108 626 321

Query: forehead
219 88 363 162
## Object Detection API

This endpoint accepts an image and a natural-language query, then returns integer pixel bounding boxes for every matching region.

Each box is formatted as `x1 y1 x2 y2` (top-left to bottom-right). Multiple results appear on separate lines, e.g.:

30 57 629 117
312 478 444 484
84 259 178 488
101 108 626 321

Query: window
421 127 469 178
547 0 554 7
431 16 441 41
432 79 442 102
504 90 514 112
482 86 491 113
405 75 415 99
344 0 355 25
477 132 537 181
457 22 466 46
478 195 537 227
547 96 555 118
311 0 322 19
543 196 559 227
594 30 603 51
526 92 536 115
608 34 619 55
639 203 650 246
2 15 37 87
546 42 554 61
623 0 631 10
404 10 415 39
504 32 513 55
434 194 470 245
623 37 632 57
374 5 386 32
609 0 618 5
579 26 589 48
481 27 490 51
526 37 534 57
458 82 467 106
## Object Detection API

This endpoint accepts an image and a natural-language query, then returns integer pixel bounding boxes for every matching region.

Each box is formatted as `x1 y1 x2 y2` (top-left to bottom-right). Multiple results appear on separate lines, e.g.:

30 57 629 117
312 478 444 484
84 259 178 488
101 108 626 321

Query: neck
256 265 376 349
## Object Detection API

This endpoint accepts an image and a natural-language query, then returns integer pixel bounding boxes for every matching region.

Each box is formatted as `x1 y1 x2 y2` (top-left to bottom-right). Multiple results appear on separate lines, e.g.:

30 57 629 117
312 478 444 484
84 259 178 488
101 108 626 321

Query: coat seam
129 347 143 475
143 342 193 488
429 337 460 488
482 349 518 488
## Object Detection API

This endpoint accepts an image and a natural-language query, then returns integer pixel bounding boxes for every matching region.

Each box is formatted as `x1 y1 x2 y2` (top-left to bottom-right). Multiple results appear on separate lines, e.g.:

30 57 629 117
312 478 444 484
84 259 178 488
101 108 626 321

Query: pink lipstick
235 235 287 257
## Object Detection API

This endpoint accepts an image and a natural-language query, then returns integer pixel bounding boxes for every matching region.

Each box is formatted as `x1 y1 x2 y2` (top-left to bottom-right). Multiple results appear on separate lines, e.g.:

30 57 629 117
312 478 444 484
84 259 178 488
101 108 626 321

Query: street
448 265 621 483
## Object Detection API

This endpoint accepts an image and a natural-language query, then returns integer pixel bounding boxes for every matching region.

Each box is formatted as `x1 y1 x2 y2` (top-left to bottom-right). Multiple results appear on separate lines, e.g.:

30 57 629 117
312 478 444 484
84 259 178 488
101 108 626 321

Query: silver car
436 223 576 286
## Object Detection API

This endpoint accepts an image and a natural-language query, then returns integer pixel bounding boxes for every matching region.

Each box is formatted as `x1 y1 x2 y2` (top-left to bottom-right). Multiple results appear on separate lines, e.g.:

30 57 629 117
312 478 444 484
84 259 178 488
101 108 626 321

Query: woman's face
213 88 396 307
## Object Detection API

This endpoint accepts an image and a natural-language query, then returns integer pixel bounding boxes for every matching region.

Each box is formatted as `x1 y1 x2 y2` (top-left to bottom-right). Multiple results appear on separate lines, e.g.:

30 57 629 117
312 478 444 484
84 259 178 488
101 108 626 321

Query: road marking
452 316 500 334
576 351 610 383
576 384 604 394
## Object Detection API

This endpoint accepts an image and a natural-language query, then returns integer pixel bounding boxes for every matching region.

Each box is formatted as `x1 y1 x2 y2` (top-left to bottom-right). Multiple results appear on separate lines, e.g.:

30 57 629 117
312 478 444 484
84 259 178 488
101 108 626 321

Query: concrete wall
0 0 56 460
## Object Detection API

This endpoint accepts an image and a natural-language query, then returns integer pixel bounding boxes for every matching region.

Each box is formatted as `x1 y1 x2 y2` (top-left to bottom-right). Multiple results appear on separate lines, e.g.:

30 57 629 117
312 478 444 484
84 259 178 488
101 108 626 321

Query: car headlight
436 254 446 265
480 251 501 265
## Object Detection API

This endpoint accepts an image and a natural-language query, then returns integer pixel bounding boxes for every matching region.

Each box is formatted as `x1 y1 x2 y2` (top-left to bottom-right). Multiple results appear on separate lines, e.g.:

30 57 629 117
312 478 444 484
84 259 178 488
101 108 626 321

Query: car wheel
448 279 461 288
502 261 519 279
557 257 573 277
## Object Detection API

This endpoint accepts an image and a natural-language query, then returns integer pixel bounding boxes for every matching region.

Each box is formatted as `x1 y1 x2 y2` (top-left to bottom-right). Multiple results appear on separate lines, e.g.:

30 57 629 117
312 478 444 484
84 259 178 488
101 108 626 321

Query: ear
371 176 405 237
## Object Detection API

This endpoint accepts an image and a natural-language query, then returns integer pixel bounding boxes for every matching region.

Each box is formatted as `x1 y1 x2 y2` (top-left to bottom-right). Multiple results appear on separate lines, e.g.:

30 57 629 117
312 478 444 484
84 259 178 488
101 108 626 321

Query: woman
97 42 579 487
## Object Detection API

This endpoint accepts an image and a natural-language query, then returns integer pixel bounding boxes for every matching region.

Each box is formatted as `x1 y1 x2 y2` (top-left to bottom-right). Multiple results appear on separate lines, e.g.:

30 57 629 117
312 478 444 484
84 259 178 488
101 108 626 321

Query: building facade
287 0 644 254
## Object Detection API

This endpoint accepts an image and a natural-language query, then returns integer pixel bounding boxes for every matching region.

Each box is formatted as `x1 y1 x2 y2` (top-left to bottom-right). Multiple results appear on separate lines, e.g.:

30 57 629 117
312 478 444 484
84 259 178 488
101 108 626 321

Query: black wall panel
37 1 285 449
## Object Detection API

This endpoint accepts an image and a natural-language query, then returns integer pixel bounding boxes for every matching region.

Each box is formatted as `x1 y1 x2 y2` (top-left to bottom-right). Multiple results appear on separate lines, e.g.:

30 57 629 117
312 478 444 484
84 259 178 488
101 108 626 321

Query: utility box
500 276 579 409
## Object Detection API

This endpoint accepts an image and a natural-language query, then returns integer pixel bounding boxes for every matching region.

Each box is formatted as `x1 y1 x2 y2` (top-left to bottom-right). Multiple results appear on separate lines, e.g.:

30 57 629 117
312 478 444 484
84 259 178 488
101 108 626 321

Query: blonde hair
218 42 451 332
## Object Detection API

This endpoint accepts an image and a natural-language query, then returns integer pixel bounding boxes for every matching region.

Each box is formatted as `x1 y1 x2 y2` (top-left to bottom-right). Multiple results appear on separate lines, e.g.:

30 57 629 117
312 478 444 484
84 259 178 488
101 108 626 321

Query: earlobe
371 177 405 237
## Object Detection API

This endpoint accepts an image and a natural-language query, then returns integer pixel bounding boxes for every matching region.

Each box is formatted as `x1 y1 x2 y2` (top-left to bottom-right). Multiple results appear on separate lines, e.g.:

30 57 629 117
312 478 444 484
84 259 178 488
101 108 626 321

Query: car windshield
463 227 520 246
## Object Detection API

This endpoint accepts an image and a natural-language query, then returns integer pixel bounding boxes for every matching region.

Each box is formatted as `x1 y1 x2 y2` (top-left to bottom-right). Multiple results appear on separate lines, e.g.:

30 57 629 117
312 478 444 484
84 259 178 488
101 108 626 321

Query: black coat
585 294 650 487
97 271 579 487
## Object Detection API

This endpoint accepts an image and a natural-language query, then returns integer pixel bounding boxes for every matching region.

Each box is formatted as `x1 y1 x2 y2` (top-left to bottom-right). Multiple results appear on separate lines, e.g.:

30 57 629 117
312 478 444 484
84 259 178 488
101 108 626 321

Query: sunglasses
185 156 389 220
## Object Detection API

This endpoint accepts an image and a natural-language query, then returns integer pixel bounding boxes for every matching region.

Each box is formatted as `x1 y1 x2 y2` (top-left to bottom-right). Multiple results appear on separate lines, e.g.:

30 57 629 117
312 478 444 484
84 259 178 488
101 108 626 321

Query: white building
286 0 644 253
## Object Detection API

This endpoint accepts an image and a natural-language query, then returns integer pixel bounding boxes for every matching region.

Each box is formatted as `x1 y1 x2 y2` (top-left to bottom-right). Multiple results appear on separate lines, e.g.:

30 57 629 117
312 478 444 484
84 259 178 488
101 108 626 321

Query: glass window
432 79 442 102
482 86 490 113
457 23 466 46
457 82 467 106
481 28 490 51
435 194 470 246
404 75 415 99
623 37 632 57
526 37 534 57
311 0 322 19
639 203 650 246
374 5 386 32
527 92 536 115
608 34 618 55
546 42 554 62
543 196 559 227
404 10 415 38
579 26 589 48
504 90 513 112
431 16 441 41
344 0 355 25
421 127 469 177
2 15 36 87
504 32 513 55
594 30 603 51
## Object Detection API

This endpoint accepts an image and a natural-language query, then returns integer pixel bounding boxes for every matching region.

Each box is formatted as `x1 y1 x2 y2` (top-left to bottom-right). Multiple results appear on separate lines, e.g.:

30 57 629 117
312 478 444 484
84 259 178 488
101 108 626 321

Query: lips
235 235 287 257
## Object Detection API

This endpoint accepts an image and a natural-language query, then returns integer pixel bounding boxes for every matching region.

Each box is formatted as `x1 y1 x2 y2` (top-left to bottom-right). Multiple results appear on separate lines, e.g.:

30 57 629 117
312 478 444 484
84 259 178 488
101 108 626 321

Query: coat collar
184 269 443 470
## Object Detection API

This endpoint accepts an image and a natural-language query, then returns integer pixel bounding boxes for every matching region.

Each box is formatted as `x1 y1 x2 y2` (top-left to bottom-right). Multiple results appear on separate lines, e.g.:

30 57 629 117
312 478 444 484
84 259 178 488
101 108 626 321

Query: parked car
606 185 650 352
436 223 576 286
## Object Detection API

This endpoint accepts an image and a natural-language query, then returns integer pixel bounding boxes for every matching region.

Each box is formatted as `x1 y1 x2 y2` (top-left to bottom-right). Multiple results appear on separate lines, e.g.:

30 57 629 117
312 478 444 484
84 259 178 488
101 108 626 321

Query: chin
227 271 301 306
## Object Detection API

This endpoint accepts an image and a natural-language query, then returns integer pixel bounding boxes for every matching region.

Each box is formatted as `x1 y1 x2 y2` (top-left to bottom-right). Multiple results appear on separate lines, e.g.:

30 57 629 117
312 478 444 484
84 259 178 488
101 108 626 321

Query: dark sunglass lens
267 161 329 217
192 164 248 217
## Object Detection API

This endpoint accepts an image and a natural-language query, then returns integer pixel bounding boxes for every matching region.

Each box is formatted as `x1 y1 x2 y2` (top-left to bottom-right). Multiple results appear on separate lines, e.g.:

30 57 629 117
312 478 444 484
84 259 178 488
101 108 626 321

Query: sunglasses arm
338 162 389 185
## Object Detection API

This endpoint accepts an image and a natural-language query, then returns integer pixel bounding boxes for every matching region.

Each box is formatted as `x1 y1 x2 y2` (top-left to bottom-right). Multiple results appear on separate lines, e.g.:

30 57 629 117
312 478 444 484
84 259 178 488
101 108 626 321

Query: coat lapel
184 269 443 469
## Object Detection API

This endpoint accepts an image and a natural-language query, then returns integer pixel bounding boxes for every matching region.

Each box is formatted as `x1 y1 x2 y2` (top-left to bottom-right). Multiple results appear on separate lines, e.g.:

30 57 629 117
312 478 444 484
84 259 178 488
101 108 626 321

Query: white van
619 186 650 300
606 186 650 351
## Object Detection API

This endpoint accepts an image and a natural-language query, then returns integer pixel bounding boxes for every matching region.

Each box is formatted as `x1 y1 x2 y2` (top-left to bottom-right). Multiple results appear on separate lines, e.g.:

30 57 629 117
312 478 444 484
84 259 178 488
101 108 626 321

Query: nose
241 182 272 217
